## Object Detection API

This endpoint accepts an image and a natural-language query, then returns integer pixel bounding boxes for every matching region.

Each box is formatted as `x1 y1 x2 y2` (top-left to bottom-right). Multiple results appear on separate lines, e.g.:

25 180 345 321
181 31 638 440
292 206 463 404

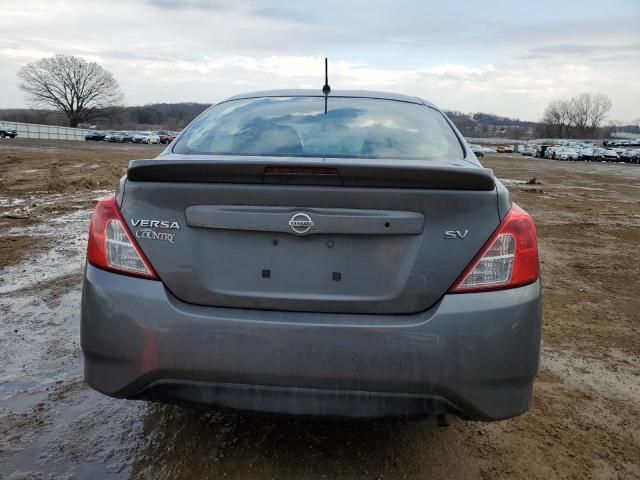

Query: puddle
0 210 90 294
0 204 150 478
0 196 29 208
0 190 110 223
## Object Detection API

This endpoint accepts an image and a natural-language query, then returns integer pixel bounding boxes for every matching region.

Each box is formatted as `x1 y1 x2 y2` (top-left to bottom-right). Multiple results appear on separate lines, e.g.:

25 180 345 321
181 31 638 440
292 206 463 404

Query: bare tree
542 93 612 138
603 119 623 139
586 94 612 134
568 93 590 136
18 54 123 127
541 99 570 138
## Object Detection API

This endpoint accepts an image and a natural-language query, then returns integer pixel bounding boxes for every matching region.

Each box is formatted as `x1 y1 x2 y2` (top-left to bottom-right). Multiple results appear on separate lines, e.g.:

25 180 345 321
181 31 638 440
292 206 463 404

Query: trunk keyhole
384 222 390 228
262 269 271 279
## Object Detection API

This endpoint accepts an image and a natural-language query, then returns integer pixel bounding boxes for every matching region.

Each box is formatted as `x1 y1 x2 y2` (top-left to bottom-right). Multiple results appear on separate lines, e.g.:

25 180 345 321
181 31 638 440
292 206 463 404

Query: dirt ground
0 138 639 479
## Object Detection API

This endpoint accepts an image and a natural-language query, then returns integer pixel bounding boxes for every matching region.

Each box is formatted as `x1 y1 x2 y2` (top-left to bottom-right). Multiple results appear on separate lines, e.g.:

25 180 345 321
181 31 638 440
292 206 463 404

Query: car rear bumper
81 264 542 420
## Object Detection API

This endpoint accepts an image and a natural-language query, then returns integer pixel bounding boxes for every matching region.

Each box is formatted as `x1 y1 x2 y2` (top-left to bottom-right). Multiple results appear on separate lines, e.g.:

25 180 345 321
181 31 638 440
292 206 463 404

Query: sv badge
445 230 469 239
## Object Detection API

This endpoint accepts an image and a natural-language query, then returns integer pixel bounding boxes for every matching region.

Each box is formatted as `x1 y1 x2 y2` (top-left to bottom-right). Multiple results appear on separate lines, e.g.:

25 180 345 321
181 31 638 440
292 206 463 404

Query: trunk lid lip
150 153 480 169
127 156 495 191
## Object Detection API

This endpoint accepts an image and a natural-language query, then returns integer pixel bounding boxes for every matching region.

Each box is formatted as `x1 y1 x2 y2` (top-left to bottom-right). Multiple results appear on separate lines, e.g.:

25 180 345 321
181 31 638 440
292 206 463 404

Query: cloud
146 0 224 10
426 64 495 80
250 6 318 24
0 0 638 122
519 43 640 61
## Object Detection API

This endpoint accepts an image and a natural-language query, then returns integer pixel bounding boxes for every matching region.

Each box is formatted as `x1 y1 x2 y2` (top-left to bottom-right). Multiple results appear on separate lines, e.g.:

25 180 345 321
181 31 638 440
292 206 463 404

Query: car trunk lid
119 156 500 314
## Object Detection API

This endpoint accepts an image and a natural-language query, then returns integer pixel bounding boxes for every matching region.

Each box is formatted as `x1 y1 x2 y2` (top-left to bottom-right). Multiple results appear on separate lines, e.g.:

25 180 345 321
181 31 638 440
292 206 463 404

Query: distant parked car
145 133 161 144
154 130 172 144
469 144 484 157
544 146 560 159
578 148 594 161
166 132 179 143
603 149 620 161
620 150 640 164
0 125 18 138
496 145 514 153
521 147 535 156
555 148 579 161
534 145 551 158
133 132 161 144
576 142 594 151
108 131 128 143
85 131 106 141
132 132 151 144
594 148 619 161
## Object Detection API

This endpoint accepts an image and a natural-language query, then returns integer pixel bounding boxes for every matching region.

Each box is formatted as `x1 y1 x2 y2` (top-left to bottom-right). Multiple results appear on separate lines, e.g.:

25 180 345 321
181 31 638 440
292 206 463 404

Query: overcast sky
1 0 639 122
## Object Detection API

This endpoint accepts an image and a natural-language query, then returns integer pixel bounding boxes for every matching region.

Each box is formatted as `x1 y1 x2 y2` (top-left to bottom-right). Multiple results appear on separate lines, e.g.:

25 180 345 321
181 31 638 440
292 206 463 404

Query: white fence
0 120 92 141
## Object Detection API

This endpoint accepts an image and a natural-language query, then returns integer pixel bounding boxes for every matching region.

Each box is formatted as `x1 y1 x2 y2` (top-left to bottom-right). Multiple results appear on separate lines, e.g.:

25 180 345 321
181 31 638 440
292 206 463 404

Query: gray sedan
81 90 541 421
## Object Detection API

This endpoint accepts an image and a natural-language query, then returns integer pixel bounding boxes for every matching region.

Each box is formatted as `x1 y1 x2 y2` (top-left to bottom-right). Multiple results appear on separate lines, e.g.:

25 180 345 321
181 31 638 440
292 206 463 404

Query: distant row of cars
85 130 178 144
533 144 640 163
469 141 640 164
603 139 640 148
469 144 523 156
469 144 525 156
468 144 495 156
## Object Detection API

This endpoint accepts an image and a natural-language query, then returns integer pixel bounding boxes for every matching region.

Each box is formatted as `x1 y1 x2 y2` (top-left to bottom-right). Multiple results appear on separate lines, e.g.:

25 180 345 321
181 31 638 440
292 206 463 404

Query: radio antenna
322 57 330 114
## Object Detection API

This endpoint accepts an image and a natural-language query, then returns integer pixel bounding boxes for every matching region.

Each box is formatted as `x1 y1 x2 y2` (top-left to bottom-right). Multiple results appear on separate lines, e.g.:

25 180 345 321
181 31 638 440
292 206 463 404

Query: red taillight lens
87 196 158 280
449 203 539 293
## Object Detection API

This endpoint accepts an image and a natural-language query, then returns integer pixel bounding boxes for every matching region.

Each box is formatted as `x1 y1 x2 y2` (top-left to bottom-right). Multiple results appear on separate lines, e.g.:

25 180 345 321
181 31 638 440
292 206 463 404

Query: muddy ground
0 138 639 479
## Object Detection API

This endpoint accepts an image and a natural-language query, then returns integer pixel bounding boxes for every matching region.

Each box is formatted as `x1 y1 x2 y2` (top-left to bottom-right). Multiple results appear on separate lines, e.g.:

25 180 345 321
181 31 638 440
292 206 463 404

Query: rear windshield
173 96 464 160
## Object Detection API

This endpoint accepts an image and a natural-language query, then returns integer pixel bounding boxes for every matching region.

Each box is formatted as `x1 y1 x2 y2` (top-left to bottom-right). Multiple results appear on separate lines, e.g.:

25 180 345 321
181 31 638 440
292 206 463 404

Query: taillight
86 196 158 280
449 203 538 293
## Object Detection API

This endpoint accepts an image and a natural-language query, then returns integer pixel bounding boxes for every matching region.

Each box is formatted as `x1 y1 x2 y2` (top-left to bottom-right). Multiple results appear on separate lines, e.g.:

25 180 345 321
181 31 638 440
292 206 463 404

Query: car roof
225 89 436 108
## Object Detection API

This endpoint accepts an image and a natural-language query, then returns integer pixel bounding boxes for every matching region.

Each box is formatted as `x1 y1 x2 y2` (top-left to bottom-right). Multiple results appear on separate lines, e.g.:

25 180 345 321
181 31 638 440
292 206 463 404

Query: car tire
0 132 5 138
